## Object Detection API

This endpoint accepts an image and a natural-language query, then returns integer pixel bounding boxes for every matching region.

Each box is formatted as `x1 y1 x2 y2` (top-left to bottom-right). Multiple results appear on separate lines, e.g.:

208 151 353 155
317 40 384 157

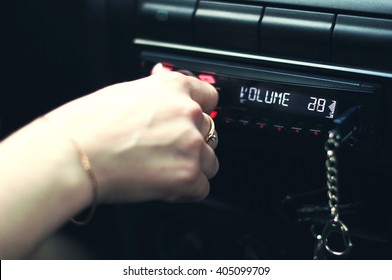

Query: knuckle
166 165 209 203
166 72 191 90
185 102 203 122
211 86 219 107
186 131 205 151
176 161 201 186
174 141 203 185
210 157 219 178
193 182 210 201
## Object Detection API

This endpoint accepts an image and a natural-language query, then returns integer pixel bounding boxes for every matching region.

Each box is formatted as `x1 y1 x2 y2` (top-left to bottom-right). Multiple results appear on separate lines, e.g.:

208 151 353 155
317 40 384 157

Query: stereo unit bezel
137 47 384 155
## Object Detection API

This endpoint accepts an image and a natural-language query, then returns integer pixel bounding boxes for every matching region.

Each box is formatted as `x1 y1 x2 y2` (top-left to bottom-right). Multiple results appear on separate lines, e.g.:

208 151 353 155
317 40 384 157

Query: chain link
326 132 341 220
313 130 353 259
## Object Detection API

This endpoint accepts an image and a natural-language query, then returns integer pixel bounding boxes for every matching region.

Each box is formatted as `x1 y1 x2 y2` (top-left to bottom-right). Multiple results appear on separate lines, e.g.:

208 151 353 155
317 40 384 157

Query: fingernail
151 63 163 75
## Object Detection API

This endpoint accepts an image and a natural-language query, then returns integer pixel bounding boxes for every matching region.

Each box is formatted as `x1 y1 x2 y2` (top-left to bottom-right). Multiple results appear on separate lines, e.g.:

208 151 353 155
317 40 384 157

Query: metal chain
325 131 341 221
313 130 353 259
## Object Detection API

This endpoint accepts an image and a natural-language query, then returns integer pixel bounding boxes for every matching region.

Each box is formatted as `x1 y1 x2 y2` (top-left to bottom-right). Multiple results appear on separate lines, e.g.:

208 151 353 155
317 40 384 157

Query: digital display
238 84 337 119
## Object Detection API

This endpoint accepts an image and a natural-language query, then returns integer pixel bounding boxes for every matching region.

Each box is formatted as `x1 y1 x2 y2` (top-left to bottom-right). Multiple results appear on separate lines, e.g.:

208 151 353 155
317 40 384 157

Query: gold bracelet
39 116 98 225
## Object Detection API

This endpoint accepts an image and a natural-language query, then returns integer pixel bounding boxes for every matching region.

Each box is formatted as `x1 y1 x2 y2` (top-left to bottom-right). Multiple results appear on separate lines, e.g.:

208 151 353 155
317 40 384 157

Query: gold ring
205 114 217 144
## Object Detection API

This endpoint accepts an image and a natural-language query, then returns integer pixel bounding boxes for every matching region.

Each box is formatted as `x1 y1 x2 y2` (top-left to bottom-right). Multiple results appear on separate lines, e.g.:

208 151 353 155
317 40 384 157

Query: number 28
307 97 326 112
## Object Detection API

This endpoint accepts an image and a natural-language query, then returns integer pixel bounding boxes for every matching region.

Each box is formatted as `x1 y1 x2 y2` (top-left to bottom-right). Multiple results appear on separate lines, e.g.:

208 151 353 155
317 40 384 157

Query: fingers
168 116 218 203
173 173 211 203
151 63 219 202
180 75 217 114
174 151 217 202
151 63 219 114
199 113 219 177
200 113 218 149
151 63 167 75
200 143 219 179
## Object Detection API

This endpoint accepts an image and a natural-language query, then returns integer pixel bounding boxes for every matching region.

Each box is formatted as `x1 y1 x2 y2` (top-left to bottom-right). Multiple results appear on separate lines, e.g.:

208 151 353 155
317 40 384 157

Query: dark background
0 0 390 259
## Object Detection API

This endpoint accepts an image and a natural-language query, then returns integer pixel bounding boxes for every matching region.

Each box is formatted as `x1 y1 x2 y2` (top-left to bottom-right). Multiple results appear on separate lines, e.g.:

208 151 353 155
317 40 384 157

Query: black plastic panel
140 51 382 154
137 0 197 43
260 8 334 61
333 15 392 71
194 1 263 51
244 0 392 18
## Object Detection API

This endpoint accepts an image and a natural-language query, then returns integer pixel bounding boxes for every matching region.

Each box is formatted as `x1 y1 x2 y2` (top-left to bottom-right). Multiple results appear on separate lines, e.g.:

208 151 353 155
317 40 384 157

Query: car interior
1 0 391 259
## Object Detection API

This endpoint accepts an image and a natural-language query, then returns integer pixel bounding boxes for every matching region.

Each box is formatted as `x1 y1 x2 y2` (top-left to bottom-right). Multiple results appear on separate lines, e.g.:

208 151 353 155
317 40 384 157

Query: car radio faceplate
140 51 382 153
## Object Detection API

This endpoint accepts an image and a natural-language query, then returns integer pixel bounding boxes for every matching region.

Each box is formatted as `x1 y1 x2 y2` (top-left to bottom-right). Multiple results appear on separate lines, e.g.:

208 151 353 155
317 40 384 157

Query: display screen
237 83 337 119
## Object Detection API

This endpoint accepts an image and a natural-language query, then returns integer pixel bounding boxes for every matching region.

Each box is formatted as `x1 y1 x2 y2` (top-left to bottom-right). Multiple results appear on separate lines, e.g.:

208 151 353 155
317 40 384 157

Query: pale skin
0 65 219 259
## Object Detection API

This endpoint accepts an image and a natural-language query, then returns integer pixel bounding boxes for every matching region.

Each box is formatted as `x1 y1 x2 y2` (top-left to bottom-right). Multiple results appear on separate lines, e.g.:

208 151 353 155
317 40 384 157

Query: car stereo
139 51 382 153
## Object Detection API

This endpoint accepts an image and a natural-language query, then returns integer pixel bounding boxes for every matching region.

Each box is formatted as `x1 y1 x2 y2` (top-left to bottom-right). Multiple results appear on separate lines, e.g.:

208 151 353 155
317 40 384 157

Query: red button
210 110 218 119
198 74 216 85
162 65 174 71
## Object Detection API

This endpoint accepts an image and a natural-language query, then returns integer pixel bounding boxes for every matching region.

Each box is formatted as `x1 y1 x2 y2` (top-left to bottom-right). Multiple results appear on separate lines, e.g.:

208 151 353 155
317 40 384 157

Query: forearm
0 119 92 259
0 71 219 258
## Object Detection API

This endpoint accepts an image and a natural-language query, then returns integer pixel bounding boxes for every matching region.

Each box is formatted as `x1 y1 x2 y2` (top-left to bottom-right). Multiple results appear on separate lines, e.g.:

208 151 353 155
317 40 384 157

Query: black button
289 127 303 135
194 1 263 51
238 120 251 128
221 117 235 126
138 0 198 43
308 129 323 137
255 122 268 130
260 8 334 61
333 15 392 71
272 125 285 133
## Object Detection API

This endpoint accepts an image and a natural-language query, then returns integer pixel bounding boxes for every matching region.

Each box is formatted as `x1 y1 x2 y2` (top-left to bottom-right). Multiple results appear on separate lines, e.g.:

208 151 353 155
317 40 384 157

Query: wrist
38 116 98 225
0 119 93 257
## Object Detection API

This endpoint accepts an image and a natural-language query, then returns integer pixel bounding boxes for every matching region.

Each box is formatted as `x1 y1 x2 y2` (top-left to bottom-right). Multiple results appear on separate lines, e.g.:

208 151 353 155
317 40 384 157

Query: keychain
313 130 353 259
313 107 358 259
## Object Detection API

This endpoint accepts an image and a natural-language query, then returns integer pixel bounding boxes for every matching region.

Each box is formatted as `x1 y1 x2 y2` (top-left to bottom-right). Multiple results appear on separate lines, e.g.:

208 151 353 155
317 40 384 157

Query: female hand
45 67 219 204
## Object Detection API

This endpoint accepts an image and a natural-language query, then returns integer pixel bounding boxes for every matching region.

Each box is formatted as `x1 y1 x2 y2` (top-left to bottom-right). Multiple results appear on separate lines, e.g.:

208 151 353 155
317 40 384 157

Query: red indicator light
274 126 284 132
310 130 320 136
162 65 174 71
198 74 216 85
210 110 218 119
290 127 302 134
258 123 265 129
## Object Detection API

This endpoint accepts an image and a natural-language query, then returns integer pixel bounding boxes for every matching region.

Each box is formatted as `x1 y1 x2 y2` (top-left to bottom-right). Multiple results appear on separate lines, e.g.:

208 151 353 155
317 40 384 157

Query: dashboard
1 0 391 259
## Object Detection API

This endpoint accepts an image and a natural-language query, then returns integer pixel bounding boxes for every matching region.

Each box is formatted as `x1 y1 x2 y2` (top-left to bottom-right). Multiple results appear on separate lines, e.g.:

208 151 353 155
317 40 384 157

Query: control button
333 15 392 71
195 1 263 51
272 125 285 133
260 8 334 61
255 122 268 130
198 74 216 85
177 69 195 77
221 118 235 126
138 0 198 43
309 129 322 137
289 127 303 135
210 110 218 119
162 64 174 71
238 120 251 128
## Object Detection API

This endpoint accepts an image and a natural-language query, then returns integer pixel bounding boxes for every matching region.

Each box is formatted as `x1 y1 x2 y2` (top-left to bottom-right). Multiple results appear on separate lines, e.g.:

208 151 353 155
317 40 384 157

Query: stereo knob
177 69 195 77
